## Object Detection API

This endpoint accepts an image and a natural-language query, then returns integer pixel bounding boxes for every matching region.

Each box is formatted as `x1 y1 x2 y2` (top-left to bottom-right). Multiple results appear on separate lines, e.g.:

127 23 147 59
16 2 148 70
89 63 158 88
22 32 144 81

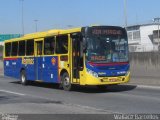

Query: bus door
71 33 84 83
35 39 44 80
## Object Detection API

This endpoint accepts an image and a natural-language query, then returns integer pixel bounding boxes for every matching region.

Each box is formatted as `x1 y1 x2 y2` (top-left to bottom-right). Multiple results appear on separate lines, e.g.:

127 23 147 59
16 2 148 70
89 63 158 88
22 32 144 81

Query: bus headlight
117 71 126 75
87 69 98 78
117 71 129 76
125 71 130 76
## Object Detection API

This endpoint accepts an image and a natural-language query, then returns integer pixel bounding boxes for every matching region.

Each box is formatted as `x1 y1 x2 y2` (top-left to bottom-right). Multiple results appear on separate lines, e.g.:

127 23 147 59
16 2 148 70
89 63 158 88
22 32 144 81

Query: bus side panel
12 58 21 79
5 57 36 81
25 58 36 81
4 56 59 83
42 56 59 83
4 58 21 79
4 60 13 77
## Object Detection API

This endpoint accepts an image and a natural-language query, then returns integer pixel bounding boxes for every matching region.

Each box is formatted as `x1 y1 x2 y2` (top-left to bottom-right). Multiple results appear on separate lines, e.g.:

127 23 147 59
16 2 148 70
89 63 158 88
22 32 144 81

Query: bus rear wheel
61 72 72 91
20 70 27 85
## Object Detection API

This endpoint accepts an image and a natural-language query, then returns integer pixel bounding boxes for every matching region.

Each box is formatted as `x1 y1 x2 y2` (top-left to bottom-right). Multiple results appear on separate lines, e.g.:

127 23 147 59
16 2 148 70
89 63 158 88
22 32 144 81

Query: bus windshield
86 36 129 63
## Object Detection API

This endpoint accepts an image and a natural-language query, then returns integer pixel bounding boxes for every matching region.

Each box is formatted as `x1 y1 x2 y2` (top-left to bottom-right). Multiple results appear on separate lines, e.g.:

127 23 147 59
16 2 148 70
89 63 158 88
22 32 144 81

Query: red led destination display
92 29 123 36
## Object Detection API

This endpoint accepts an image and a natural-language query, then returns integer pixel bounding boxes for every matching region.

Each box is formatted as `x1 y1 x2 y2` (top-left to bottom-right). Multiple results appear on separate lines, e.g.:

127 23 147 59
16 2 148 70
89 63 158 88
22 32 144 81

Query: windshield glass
86 36 129 63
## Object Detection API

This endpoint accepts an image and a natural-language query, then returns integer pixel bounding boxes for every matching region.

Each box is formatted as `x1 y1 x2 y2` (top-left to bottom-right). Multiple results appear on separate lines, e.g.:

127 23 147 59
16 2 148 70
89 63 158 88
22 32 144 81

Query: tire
61 72 72 91
20 70 27 85
96 85 107 91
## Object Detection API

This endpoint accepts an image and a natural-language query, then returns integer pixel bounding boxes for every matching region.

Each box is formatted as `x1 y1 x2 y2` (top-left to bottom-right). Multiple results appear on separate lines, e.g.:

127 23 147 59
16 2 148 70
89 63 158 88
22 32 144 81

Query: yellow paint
80 70 130 86
4 27 81 43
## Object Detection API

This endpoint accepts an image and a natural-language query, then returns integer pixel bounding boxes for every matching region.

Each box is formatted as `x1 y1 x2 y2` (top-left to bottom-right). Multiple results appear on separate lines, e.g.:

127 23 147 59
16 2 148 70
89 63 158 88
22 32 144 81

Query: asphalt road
0 76 160 116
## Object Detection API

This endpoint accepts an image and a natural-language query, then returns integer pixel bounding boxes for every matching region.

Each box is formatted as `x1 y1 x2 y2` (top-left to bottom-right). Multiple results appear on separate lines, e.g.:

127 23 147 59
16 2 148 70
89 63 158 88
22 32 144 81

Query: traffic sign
0 34 22 42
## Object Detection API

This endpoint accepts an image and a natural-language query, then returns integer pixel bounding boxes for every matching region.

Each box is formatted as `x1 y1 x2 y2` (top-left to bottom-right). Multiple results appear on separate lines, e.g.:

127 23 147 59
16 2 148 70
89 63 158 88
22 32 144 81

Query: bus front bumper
80 72 130 86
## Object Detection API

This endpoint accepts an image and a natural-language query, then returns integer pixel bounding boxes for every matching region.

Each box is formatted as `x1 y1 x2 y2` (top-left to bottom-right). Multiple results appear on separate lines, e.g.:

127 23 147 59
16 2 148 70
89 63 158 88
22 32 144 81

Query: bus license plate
109 78 120 82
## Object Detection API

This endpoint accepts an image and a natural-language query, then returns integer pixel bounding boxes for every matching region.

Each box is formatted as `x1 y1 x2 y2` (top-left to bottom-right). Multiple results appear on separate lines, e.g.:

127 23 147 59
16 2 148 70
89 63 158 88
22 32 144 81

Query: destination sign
91 29 123 36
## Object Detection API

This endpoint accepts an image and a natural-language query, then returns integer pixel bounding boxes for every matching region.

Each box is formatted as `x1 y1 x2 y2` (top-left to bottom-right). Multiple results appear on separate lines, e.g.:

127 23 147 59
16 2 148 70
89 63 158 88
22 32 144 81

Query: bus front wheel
20 70 27 85
61 72 72 91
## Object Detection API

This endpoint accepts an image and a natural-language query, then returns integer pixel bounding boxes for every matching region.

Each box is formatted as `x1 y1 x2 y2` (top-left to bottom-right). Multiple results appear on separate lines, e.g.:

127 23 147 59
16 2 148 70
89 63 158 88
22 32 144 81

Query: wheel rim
63 76 70 87
21 74 25 83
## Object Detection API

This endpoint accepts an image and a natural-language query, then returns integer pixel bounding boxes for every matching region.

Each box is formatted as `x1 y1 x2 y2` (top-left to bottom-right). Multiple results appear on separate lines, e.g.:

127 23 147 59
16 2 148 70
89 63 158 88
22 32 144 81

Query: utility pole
124 0 128 28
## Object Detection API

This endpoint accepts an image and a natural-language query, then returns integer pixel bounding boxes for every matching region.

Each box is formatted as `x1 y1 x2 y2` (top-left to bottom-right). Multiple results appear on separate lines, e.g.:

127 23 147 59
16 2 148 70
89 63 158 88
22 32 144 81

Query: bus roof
4 25 125 43
4 27 82 42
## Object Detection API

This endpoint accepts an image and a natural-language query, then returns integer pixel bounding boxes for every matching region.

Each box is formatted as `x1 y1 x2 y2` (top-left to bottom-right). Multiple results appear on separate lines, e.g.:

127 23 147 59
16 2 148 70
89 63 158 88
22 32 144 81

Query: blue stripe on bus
4 56 59 83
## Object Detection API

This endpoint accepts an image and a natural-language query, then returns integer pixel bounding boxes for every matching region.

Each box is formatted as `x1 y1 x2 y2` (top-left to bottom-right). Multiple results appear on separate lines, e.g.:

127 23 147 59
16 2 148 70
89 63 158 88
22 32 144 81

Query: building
126 23 160 52
0 34 22 45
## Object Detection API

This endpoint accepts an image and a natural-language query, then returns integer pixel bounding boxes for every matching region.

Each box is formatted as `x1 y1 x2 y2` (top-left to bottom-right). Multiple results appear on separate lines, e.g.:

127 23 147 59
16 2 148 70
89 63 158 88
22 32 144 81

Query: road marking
0 89 25 96
137 85 160 90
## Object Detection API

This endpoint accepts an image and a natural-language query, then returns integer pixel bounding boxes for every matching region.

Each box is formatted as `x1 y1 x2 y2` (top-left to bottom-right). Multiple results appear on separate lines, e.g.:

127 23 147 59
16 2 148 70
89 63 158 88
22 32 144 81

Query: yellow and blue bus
3 26 130 91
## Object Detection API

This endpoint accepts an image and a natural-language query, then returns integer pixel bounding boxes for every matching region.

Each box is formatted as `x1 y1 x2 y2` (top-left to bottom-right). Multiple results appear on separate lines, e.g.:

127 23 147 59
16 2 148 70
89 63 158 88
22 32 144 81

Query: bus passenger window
56 35 68 54
26 40 34 56
11 42 18 56
44 37 55 55
18 41 25 56
5 42 11 57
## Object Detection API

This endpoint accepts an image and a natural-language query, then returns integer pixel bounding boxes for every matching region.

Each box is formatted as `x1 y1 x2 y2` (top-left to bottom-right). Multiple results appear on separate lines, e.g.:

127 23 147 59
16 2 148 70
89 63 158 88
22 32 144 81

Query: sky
0 0 160 34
